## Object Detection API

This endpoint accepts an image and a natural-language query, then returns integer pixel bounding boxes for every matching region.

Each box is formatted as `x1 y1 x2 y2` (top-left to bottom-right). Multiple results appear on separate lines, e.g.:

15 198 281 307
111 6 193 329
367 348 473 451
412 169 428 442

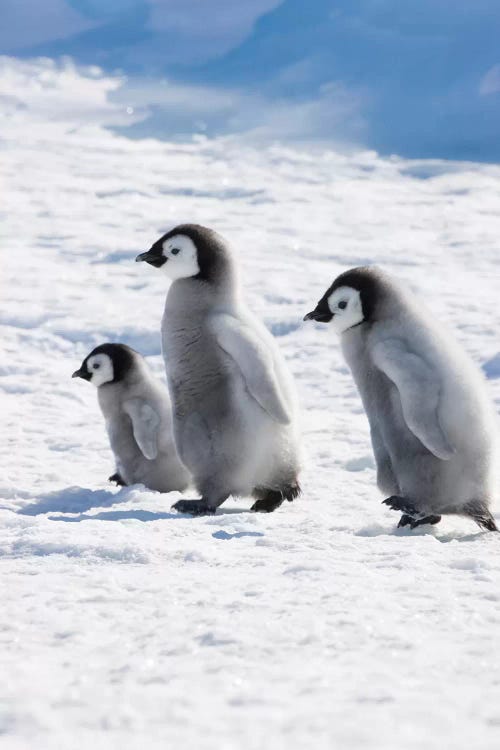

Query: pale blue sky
2 0 499 160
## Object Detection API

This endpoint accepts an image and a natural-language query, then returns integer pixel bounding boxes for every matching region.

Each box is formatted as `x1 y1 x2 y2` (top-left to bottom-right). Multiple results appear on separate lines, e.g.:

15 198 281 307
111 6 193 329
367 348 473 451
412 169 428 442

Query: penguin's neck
100 362 147 395
341 322 369 361
165 276 240 319
122 360 150 387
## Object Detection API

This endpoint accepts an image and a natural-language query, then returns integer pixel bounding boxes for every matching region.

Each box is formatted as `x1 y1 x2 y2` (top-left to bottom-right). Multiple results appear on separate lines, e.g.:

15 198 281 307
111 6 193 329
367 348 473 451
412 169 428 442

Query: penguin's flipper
123 398 160 460
212 314 291 424
372 338 455 461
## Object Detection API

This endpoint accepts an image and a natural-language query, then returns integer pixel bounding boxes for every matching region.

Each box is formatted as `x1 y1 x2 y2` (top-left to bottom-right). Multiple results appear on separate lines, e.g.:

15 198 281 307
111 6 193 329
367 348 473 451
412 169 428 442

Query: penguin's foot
171 499 216 516
251 482 301 513
282 482 301 502
383 495 419 516
251 489 284 513
398 513 442 529
109 472 126 487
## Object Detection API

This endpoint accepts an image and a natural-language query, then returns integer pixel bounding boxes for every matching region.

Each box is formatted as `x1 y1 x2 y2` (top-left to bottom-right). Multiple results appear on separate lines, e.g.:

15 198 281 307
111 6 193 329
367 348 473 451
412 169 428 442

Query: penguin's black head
135 224 232 283
304 266 383 333
72 343 137 387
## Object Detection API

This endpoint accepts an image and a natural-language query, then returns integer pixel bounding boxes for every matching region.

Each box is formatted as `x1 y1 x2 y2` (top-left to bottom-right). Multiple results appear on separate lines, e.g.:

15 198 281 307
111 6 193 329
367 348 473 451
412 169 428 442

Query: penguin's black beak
135 247 166 268
303 300 333 323
72 368 91 380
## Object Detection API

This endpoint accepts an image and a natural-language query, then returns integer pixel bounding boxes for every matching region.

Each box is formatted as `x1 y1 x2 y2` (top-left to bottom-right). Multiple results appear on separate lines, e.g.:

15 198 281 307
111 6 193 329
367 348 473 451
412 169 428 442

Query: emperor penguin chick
136 224 301 515
72 343 190 493
304 266 498 532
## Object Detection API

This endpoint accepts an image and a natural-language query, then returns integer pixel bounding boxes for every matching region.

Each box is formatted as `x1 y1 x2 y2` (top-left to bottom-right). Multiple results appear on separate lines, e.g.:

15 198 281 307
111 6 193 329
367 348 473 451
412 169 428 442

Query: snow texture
1 58 500 750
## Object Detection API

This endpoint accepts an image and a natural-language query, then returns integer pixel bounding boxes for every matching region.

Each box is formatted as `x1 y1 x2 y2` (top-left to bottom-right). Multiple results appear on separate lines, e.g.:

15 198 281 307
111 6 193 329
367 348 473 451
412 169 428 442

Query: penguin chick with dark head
73 343 190 493
304 266 498 532
136 224 302 515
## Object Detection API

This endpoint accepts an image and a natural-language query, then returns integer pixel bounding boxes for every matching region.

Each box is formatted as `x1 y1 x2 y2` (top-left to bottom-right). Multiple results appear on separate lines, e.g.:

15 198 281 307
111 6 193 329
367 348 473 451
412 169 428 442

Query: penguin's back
343 306 496 510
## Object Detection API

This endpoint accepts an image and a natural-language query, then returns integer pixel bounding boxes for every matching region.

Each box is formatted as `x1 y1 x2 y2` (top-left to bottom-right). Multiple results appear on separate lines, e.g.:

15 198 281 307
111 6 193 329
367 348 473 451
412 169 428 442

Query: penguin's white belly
164 313 299 498
170 356 292 496
227 369 289 494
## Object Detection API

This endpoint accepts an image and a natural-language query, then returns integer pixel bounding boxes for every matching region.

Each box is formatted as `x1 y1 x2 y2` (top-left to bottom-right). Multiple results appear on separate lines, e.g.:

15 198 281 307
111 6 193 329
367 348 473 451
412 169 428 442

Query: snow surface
1 59 500 750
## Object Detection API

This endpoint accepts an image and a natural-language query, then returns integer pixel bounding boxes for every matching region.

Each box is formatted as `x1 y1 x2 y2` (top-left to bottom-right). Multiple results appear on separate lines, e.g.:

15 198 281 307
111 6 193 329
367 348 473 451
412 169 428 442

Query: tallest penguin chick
136 224 301 515
305 266 498 532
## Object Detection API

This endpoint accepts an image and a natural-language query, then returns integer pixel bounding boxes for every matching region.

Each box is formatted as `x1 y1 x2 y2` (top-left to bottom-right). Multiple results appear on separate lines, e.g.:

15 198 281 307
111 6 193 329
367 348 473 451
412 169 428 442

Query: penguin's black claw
398 513 442 529
109 472 126 487
411 515 441 529
171 499 216 516
383 495 418 516
397 513 414 528
251 490 284 513
251 482 300 512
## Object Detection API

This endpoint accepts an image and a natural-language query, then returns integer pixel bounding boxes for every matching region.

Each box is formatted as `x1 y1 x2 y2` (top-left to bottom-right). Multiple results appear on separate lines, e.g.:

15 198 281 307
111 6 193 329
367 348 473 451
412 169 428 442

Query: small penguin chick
72 343 190 493
304 266 498 533
136 224 302 516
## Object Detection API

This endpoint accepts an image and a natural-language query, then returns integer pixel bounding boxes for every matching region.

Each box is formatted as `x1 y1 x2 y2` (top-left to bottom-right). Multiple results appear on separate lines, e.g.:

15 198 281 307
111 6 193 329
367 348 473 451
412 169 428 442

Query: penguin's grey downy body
73 343 190 493
305 267 498 531
136 224 301 515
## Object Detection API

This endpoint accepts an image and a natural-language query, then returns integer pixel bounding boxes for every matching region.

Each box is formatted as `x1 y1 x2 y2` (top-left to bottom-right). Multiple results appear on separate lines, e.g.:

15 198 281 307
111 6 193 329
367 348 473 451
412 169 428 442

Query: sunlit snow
1 59 500 750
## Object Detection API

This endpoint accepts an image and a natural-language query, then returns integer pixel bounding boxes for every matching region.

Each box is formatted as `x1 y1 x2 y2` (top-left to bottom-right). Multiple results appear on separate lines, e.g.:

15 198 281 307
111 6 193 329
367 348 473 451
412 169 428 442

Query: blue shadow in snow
212 530 264 540
18 486 130 516
49 509 179 522
483 353 500 380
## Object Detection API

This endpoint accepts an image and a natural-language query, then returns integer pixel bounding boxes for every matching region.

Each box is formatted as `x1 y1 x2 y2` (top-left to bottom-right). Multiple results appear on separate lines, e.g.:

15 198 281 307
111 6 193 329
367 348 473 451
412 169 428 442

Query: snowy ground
1 59 500 750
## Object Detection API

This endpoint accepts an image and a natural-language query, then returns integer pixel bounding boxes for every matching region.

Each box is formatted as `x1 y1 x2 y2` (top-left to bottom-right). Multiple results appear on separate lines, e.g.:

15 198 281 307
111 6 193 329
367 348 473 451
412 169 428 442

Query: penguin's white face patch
87 353 114 387
327 286 364 333
161 235 200 280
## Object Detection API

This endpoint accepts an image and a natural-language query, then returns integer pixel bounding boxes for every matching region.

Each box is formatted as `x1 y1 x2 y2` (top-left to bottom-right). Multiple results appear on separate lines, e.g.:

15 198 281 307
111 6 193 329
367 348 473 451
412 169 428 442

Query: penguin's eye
338 300 347 310
93 363 100 369
171 247 181 255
